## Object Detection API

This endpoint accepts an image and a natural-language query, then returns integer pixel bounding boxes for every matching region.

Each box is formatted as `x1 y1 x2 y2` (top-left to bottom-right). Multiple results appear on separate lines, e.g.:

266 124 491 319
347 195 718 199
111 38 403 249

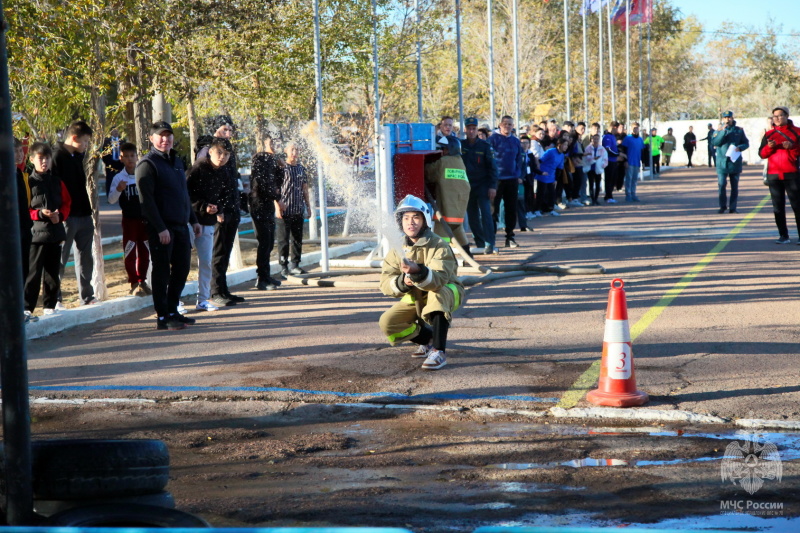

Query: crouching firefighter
426 135 471 256
379 195 466 370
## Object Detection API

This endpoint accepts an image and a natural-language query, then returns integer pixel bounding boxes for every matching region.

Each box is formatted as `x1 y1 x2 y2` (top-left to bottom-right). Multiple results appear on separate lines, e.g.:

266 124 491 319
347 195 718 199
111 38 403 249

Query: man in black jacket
136 121 201 331
462 117 499 255
250 134 284 290
683 126 697 168
53 120 96 307
198 115 245 303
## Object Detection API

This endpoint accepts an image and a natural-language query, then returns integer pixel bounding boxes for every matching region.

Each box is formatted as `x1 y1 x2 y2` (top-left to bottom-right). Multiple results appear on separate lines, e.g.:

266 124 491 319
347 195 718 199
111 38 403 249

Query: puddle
496 511 800 531
478 423 800 465
490 458 632 470
498 482 585 493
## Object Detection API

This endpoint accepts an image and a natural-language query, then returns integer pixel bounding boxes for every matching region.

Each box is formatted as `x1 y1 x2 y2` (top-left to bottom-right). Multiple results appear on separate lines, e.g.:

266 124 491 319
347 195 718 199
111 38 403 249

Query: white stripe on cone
604 319 631 343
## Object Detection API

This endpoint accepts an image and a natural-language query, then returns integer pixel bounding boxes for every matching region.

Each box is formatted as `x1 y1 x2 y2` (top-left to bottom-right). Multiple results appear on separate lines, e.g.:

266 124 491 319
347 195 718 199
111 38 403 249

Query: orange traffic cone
586 278 649 407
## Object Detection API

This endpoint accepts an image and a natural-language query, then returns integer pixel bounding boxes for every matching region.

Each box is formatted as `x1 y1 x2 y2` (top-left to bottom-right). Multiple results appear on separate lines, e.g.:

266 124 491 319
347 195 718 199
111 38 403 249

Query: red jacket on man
759 119 800 180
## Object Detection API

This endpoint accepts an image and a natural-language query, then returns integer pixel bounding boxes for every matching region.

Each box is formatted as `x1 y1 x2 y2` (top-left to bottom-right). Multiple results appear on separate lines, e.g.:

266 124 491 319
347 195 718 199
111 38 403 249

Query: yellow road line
556 195 771 409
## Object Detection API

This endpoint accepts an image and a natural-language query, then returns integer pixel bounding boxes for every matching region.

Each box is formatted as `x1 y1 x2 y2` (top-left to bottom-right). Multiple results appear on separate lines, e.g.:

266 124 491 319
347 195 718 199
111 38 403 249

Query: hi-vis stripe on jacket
425 155 470 224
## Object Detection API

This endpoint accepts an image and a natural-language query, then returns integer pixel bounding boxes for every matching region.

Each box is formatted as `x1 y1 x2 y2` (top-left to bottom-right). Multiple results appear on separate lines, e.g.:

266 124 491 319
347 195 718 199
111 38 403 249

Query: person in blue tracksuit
488 115 525 248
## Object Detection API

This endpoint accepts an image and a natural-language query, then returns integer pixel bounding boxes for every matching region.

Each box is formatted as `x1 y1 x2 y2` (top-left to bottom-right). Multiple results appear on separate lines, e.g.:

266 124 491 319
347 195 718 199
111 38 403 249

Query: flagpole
488 0 495 129
456 0 465 136
638 24 643 125
512 0 520 128
415 0 423 122
582 2 589 124
599 1 604 126
625 0 630 125
607 0 616 121
647 4 653 178
564 0 571 119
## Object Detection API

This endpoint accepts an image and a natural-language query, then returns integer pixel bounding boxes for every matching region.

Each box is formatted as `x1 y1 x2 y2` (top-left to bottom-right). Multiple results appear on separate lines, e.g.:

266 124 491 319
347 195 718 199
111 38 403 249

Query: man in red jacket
759 106 800 244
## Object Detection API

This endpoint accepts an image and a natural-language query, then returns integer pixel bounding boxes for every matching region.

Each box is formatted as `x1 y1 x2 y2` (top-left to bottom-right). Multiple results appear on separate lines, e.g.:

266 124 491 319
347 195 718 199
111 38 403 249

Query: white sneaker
54 302 67 311
583 200 591 206
525 211 536 220
568 199 583 207
421 349 447 370
411 344 432 358
177 301 186 314
531 211 543 218
24 311 38 323
549 210 561 216
196 301 219 312
42 308 59 316
554 203 565 210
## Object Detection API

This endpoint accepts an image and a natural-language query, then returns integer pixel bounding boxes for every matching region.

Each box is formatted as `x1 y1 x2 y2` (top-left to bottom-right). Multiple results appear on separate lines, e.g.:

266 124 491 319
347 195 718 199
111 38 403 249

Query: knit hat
773 106 790 117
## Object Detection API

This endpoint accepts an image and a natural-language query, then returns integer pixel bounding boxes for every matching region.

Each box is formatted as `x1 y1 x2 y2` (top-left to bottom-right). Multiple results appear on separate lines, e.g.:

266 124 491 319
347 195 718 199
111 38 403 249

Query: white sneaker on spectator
526 211 536 220
54 302 67 311
196 301 219 312
531 211 543 218
177 301 186 314
549 211 561 217
582 200 591 206
568 199 583 207
43 308 59 316
555 203 565 210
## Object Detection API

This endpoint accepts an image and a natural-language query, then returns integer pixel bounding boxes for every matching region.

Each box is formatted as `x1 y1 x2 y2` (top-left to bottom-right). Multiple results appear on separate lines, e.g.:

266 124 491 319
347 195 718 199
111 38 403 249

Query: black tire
0 439 169 500
45 504 211 528
34 491 175 518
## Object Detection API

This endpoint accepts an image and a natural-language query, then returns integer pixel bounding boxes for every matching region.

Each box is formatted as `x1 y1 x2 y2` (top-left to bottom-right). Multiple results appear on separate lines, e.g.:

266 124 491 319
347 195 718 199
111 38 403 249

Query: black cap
150 121 173 135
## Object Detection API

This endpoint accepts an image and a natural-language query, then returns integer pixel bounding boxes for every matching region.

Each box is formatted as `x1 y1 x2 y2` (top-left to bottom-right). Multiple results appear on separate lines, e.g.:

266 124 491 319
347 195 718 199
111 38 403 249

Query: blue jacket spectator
602 131 619 163
488 132 524 180
537 147 565 184
622 134 645 167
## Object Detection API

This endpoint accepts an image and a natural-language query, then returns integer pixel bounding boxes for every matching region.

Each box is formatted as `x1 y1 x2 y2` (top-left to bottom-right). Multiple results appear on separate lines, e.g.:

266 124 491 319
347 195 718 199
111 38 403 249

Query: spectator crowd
17 105 798 332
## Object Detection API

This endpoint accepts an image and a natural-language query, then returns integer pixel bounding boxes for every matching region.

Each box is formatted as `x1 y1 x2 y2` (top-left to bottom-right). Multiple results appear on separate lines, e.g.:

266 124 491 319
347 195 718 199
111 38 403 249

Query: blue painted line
28 385 558 404
65 211 348 267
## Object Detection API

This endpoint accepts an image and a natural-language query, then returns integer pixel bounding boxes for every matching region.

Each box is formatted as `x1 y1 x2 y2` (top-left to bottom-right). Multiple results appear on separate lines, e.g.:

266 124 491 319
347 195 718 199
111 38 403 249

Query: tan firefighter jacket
425 155 470 225
380 229 465 320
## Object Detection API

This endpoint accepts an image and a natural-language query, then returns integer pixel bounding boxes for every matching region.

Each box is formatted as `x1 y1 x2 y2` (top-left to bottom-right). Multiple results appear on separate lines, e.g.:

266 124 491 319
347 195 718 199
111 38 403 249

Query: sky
670 0 799 35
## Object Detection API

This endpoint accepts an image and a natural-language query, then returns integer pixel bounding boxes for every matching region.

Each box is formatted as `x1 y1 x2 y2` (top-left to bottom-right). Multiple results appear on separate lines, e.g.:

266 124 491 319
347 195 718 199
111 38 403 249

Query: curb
26 240 372 341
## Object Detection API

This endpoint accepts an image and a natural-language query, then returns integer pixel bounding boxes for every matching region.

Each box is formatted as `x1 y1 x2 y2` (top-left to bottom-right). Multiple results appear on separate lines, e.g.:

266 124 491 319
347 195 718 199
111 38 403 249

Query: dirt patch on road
22 400 799 530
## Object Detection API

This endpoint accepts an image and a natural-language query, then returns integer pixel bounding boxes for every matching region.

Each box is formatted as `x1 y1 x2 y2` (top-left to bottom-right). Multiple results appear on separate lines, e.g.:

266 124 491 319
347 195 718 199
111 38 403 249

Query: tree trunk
127 46 150 153
18 111 40 140
187 96 198 164
87 86 108 301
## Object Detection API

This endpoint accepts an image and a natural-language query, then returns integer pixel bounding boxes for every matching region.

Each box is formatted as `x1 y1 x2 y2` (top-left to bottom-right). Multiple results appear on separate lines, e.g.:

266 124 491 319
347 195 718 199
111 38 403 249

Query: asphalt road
27 164 800 423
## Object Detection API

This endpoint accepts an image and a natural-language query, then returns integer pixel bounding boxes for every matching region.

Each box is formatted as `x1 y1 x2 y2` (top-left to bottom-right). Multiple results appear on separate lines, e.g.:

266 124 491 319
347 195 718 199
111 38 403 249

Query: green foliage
7 0 797 147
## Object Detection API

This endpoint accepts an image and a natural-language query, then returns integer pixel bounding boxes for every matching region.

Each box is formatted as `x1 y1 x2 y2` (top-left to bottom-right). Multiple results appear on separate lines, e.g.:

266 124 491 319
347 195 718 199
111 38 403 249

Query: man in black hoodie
53 120 96 306
136 121 201 331
249 134 284 290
